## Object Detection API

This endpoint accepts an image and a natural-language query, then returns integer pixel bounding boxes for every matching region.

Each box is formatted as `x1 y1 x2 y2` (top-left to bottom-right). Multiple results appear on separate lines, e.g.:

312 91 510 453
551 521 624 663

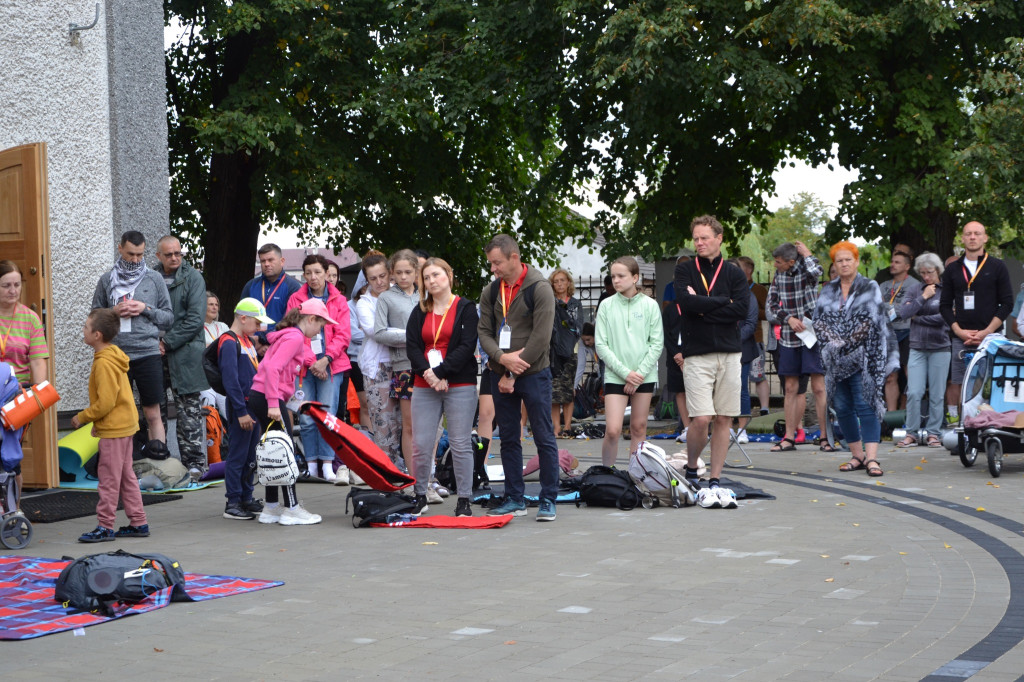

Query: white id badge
311 335 324 355
888 305 898 322
964 292 976 310
499 324 512 349
120 317 131 333
427 349 443 368
285 389 305 412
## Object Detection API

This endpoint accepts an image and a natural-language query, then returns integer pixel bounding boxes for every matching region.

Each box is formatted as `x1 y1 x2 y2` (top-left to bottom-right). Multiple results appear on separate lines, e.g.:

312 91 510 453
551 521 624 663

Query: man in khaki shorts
674 215 749 509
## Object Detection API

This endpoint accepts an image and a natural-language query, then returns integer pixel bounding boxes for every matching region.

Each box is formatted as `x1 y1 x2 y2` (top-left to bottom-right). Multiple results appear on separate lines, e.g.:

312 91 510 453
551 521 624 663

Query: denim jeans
298 370 343 461
906 349 951 437
832 371 880 444
740 362 751 416
410 384 478 497
491 369 560 502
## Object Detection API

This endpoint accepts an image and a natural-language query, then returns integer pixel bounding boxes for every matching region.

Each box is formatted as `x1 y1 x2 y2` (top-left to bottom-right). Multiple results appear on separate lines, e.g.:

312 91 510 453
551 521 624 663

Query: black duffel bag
575 465 645 510
55 549 187 615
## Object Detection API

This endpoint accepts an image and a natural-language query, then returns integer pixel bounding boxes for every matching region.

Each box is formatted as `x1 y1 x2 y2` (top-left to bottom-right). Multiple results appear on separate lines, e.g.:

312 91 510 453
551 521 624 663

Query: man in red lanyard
939 221 1014 418
239 244 301 349
881 250 922 412
675 215 749 510
477 234 560 521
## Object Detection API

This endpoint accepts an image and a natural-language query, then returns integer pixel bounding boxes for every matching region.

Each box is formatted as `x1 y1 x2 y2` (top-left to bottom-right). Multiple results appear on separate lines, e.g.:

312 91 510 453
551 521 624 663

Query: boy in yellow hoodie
72 309 149 543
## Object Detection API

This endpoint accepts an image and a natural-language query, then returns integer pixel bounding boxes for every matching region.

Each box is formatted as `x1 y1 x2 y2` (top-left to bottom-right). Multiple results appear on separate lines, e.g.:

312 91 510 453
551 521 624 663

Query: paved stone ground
9 431 1024 681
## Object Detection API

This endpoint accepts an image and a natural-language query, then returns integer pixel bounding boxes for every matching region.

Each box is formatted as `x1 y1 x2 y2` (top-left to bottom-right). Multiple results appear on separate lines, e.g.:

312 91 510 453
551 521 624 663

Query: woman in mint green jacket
595 256 664 466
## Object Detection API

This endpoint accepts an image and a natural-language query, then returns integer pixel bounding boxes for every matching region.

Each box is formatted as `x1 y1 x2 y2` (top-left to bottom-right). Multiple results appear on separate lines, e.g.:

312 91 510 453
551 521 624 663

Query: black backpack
202 331 239 395
55 550 187 615
345 488 418 528
575 465 646 510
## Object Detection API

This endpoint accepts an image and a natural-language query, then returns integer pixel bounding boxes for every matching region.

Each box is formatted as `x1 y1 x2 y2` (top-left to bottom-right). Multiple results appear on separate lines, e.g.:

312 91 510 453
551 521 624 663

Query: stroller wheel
986 439 1003 478
958 433 978 468
0 515 32 550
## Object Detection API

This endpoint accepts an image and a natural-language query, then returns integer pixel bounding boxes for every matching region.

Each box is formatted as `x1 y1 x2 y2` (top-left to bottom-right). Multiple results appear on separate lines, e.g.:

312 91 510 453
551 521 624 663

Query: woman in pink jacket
286 255 352 482
249 298 338 525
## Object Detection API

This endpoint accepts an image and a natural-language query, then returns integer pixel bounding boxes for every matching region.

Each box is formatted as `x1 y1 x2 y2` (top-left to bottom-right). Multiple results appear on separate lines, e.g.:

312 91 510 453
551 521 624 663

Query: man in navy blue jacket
239 244 301 346
674 215 749 509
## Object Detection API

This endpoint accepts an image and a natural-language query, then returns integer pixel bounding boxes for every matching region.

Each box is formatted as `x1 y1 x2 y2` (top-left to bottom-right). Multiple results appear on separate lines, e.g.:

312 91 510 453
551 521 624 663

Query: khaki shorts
683 352 742 417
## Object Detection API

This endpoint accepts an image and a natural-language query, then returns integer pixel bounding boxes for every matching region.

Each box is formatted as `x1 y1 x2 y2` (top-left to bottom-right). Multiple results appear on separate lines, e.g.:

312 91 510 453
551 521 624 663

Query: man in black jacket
674 215 749 509
939 221 1014 417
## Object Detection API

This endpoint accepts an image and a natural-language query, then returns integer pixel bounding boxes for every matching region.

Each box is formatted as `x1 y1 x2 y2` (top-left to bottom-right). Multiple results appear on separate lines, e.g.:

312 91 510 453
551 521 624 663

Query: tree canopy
165 0 1024 305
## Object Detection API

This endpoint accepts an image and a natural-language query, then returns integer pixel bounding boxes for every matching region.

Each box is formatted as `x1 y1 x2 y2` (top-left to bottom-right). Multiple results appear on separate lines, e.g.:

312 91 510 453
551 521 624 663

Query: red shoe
794 428 807 444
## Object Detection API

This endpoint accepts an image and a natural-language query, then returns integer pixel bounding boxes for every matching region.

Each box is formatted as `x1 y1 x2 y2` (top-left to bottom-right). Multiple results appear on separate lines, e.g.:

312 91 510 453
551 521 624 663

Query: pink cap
297 298 339 325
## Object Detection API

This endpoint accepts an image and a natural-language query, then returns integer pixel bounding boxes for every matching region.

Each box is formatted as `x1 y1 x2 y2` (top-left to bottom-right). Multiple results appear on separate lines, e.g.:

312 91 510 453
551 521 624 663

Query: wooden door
0 143 57 489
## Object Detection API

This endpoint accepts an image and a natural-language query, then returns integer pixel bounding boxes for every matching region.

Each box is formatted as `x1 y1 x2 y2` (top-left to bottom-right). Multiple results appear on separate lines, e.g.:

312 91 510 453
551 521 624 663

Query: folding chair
724 414 753 468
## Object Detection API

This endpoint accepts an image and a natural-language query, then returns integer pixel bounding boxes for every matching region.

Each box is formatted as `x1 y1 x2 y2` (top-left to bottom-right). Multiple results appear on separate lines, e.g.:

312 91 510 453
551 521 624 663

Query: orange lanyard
888 279 904 305
260 276 286 306
238 335 259 371
499 266 527 325
694 257 724 295
430 296 458 349
962 253 988 291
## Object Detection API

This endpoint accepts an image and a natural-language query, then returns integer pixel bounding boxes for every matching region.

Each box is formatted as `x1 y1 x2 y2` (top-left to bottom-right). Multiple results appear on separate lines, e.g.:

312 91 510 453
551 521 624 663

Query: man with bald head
940 221 1014 419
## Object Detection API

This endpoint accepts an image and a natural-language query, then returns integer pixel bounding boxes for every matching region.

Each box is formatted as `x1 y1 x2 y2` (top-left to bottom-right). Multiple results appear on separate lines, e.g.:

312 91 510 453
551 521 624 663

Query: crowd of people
3 216 1014 539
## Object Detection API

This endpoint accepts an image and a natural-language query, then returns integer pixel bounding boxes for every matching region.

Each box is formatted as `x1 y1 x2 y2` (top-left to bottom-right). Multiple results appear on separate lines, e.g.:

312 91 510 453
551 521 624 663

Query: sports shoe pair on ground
79 523 150 543
485 497 556 521
412 495 473 517
255 503 322 525
696 487 738 509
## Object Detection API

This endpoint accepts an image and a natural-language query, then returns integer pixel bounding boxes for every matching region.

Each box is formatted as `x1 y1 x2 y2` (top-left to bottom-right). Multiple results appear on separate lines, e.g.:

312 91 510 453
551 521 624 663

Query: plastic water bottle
385 513 419 523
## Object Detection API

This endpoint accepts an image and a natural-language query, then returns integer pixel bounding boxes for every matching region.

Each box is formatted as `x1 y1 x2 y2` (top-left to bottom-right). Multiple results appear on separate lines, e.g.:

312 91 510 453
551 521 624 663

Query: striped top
0 304 48 383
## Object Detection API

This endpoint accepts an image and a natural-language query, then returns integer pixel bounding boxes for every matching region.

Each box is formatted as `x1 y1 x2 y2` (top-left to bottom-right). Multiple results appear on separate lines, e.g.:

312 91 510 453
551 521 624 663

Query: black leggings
247 390 298 508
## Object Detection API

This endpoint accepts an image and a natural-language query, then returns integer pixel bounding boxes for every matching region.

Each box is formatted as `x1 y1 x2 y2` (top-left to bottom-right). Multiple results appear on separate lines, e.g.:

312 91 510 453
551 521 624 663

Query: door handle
29 267 37 275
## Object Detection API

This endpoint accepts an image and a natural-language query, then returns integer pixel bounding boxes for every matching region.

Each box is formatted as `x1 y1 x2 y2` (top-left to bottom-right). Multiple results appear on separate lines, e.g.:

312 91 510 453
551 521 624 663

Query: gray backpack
628 442 698 508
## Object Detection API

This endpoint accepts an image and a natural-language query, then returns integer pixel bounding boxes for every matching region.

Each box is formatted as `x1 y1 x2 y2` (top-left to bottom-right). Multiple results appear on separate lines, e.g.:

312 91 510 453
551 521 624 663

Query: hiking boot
488 496 527 517
412 494 430 515
224 505 256 520
79 526 115 543
279 504 322 526
454 498 473 517
425 486 444 505
258 504 283 524
536 498 557 522
115 524 151 537
241 498 264 513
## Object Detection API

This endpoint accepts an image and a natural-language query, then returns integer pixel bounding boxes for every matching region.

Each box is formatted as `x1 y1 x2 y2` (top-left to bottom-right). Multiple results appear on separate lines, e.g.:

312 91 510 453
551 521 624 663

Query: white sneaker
675 428 688 444
278 504 322 526
697 488 721 509
258 504 283 524
431 481 450 498
343 469 362 486
322 465 338 482
736 429 749 444
717 488 738 509
425 487 444 505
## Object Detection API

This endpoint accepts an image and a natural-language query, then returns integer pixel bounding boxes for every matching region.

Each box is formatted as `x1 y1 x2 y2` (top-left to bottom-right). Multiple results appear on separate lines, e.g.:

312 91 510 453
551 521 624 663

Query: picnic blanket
0 555 283 640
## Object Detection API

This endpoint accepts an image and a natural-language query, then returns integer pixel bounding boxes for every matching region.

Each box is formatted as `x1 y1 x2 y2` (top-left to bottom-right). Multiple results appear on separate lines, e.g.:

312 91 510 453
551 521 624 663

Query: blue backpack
0 363 25 472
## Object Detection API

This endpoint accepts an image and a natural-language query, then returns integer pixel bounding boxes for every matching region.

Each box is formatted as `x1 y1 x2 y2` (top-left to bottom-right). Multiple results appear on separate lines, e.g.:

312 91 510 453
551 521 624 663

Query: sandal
770 437 797 452
926 435 942 448
839 457 865 472
819 441 837 453
865 460 884 477
896 436 918 448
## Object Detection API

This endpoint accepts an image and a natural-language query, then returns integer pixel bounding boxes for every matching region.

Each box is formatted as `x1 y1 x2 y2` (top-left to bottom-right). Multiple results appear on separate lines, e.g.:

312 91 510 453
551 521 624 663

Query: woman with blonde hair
549 268 582 438
405 258 479 515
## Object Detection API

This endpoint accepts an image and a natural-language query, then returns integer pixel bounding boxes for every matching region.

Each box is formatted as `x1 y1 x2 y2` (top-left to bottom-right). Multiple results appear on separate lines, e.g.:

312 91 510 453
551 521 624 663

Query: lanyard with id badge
498 269 526 350
962 253 988 311
887 279 904 322
428 296 459 368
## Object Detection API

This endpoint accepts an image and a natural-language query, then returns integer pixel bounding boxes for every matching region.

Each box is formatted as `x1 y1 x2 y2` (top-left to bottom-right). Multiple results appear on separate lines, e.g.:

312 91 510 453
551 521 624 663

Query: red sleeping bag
302 403 416 491
370 514 514 529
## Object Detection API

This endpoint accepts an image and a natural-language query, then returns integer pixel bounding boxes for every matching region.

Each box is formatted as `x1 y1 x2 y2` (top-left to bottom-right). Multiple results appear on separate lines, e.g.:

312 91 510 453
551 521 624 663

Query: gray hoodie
373 285 418 371
91 269 173 360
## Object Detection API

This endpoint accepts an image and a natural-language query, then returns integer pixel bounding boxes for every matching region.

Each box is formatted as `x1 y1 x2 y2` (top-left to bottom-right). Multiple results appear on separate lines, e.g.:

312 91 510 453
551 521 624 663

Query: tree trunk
892 207 958 262
201 149 261 314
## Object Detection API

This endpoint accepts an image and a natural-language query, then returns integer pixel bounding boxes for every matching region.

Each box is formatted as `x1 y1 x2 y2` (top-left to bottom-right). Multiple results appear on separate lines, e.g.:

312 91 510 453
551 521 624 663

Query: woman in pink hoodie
286 255 352 482
248 298 338 526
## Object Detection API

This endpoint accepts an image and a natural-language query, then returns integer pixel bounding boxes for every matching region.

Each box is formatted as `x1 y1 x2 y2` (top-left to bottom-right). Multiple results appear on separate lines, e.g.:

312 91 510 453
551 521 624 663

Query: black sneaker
412 494 430 515
455 498 473 517
241 498 264 513
115 524 150 538
79 526 115 543
224 505 256 520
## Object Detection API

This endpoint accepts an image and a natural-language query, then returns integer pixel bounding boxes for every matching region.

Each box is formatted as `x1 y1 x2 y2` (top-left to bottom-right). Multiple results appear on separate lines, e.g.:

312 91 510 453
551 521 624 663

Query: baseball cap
234 297 275 324
297 298 339 325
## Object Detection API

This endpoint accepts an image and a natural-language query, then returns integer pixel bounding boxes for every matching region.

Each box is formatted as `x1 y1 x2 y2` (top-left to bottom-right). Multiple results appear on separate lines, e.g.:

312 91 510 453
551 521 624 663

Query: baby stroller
0 363 32 549
945 334 1024 477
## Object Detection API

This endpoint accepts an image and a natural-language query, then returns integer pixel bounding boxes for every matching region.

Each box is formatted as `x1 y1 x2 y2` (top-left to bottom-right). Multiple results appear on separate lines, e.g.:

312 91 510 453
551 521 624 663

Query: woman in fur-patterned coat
813 241 899 478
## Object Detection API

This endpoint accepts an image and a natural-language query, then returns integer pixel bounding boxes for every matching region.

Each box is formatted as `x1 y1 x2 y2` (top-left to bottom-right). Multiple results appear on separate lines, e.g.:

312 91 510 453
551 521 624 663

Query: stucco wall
0 0 169 411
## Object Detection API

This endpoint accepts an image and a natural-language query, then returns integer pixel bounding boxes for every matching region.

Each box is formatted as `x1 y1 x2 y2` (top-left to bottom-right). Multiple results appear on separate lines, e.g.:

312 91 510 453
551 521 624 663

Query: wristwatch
324 355 333 365
505 371 516 379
